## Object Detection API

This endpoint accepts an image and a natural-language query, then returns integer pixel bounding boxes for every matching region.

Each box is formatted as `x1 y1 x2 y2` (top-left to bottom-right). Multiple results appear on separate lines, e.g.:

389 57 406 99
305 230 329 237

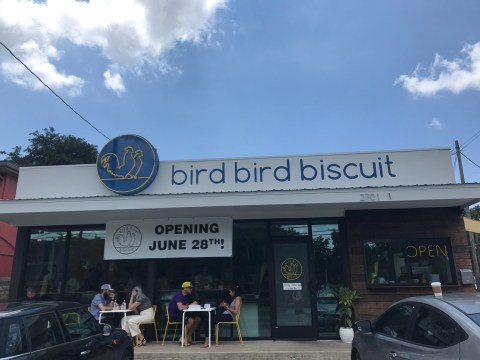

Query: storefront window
65 228 105 303
23 229 67 300
270 221 309 236
153 257 232 305
364 238 456 286
312 222 342 338
153 257 233 340
233 221 270 337
108 259 149 302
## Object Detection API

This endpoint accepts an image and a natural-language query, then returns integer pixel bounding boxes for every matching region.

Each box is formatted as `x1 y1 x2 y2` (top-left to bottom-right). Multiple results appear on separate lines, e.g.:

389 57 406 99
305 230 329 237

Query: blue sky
1 0 480 183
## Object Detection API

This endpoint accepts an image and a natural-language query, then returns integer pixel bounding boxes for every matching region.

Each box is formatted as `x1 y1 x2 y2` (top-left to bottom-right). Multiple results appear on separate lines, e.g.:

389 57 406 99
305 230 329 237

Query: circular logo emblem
97 134 159 195
113 224 142 255
280 258 302 280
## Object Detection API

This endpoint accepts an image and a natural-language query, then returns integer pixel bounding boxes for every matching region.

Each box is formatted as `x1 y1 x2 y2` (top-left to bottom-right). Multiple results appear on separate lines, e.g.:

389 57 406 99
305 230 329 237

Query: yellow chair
162 304 182 345
63 312 80 324
138 304 159 343
215 310 243 345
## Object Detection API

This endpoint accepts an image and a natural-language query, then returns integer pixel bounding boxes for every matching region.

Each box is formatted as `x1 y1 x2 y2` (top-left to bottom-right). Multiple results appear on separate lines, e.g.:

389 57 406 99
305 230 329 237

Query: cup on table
204 303 211 309
431 282 442 297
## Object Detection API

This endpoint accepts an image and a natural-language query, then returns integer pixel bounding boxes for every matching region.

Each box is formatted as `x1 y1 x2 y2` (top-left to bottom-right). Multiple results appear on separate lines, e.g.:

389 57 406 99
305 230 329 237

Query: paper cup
204 304 211 309
431 282 442 297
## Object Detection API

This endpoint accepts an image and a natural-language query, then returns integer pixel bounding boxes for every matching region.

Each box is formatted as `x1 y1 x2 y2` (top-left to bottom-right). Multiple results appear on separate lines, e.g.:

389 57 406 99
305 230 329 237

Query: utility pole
455 140 466 184
455 140 479 290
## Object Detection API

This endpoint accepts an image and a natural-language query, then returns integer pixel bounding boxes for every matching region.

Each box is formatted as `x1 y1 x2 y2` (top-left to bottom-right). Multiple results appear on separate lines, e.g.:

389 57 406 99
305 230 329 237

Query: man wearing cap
90 284 116 326
168 281 201 345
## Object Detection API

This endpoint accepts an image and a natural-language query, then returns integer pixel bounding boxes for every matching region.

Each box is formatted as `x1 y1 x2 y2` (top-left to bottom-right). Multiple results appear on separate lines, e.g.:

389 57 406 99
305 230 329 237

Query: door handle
80 349 91 356
386 352 397 360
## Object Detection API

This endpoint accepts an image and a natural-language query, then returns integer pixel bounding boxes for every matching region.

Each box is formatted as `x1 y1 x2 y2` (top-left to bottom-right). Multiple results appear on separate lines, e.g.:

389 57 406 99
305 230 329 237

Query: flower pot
339 327 354 343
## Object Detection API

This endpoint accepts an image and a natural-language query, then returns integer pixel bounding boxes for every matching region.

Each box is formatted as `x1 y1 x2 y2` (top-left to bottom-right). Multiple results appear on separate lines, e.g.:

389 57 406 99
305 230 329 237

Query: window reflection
270 221 309 236
233 222 270 337
0 318 27 357
312 222 342 338
108 259 148 303
374 303 415 339
364 239 455 286
65 229 105 303
411 306 463 347
24 229 67 301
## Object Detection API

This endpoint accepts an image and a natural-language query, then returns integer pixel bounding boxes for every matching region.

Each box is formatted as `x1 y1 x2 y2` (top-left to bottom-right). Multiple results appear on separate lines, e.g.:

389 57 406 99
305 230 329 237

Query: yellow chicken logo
281 258 302 281
100 146 144 179
97 134 159 195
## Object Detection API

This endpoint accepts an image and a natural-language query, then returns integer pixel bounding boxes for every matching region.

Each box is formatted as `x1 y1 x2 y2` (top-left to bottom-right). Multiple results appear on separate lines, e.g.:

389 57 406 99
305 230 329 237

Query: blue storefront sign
97 134 159 195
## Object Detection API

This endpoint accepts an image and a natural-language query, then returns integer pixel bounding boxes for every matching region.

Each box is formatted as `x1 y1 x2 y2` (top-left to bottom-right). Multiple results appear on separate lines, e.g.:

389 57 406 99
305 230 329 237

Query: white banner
104 217 232 260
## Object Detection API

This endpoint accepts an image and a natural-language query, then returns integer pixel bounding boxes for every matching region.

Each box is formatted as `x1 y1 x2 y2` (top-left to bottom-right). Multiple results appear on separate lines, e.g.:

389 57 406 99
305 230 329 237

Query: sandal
135 336 146 347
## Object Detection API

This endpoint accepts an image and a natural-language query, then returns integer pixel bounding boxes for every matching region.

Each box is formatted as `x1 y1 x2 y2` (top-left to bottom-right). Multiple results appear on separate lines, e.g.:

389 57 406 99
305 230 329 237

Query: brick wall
345 207 475 321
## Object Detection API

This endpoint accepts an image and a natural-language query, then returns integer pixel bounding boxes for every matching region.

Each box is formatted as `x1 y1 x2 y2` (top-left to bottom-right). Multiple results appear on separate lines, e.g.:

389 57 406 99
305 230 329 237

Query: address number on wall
359 192 392 202
360 193 380 202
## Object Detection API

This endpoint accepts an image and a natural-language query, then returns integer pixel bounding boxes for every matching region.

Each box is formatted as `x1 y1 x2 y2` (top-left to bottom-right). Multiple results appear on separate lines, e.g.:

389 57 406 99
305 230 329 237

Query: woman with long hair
201 284 242 348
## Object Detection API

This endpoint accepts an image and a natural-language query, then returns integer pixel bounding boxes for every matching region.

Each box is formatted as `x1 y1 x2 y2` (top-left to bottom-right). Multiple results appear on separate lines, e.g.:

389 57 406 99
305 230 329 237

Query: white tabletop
98 309 132 324
183 307 215 312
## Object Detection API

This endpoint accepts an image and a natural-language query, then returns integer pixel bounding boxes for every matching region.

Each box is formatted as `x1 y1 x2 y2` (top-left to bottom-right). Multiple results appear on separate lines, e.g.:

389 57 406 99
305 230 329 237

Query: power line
460 151 480 170
461 128 480 151
0 41 110 141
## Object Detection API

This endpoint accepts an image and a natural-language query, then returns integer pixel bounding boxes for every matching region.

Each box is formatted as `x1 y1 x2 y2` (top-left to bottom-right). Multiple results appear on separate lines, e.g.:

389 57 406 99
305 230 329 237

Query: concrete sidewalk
134 340 351 360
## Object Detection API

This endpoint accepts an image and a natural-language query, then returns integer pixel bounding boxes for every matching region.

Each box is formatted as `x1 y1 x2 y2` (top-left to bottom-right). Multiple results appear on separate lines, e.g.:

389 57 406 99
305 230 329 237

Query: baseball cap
182 281 193 289
100 284 114 291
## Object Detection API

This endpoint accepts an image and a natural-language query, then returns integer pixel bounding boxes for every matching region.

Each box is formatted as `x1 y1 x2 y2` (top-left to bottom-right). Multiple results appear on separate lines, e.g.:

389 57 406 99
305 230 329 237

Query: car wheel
121 350 133 360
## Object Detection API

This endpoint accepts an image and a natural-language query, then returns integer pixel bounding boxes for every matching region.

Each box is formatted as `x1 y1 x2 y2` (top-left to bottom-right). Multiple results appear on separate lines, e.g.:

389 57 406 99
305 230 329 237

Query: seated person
168 281 201 346
18 287 40 302
121 286 153 347
90 284 116 327
202 284 242 348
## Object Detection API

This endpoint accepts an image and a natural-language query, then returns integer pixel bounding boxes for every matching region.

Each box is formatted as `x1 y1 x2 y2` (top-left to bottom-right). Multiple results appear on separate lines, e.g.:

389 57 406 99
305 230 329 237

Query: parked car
351 293 480 360
0 301 134 359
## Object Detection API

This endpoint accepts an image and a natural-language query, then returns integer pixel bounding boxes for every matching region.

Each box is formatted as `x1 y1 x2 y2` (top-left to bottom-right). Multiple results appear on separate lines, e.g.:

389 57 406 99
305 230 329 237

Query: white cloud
429 117 444 130
0 0 227 95
395 42 480 97
104 69 126 95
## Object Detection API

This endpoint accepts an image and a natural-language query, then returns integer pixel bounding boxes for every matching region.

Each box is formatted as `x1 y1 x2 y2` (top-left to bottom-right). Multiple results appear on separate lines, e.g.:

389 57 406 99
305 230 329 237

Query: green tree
471 205 480 221
0 128 98 166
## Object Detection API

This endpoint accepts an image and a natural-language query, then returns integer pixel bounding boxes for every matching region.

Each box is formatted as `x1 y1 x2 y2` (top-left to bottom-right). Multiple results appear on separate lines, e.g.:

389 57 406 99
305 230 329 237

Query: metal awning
1 183 480 227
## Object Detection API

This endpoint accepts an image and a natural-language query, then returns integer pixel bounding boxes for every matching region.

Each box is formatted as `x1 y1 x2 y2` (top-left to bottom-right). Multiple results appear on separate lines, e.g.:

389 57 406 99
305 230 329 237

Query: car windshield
467 314 480 327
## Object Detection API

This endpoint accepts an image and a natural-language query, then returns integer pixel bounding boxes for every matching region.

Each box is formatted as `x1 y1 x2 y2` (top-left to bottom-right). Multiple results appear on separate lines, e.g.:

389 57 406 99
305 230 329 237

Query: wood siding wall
345 207 475 321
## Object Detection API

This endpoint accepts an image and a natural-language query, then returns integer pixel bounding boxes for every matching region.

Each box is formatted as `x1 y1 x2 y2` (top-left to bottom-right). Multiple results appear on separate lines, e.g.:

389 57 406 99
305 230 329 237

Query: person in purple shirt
168 281 201 345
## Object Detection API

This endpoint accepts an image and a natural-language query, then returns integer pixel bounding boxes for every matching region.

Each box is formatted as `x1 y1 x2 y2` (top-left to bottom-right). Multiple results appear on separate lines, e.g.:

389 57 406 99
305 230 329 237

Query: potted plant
333 286 360 343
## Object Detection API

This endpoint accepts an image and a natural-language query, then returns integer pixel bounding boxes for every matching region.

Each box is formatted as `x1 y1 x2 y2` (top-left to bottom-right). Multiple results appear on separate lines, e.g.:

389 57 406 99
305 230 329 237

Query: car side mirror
354 320 372 333
102 324 112 336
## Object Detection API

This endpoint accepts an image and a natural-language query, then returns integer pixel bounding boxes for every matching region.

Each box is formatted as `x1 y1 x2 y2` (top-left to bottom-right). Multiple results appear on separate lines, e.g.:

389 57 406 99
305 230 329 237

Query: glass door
271 237 317 339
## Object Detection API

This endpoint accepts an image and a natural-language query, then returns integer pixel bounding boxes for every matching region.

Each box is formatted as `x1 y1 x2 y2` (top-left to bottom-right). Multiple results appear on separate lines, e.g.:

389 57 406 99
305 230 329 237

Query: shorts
171 312 201 322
